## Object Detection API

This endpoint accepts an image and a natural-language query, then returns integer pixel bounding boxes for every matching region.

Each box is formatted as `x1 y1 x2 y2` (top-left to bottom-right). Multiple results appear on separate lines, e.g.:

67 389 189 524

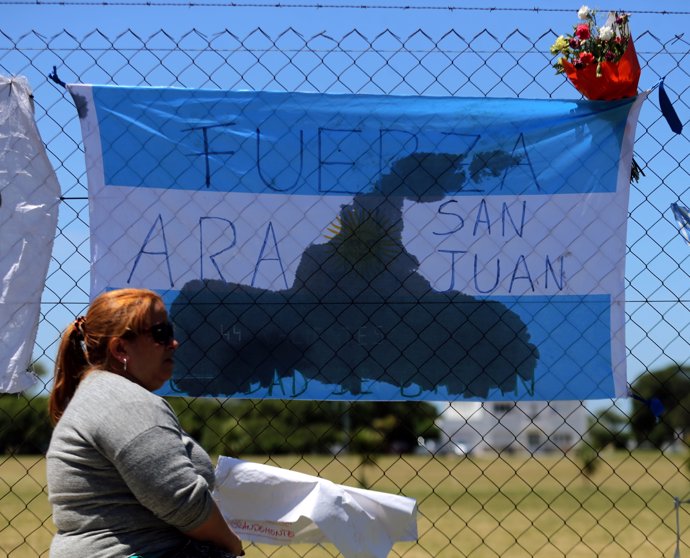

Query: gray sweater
47 371 215 557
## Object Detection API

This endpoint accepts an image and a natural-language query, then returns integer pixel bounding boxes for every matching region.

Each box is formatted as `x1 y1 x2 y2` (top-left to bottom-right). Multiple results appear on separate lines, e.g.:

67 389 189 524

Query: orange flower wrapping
562 38 641 100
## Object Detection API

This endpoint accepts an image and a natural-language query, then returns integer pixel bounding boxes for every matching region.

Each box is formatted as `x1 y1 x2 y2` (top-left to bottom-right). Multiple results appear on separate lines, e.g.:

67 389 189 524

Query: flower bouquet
551 6 640 100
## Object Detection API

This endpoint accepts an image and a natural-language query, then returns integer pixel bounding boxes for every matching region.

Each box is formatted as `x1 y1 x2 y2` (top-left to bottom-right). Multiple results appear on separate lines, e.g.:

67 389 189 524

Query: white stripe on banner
70 84 647 401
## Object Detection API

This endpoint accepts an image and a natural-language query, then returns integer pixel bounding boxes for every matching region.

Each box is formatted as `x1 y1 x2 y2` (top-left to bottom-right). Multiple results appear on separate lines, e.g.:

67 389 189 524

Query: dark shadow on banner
170 152 539 399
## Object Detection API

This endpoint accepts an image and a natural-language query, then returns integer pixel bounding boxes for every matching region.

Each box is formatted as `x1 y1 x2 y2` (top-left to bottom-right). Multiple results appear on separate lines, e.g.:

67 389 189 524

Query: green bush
0 395 51 454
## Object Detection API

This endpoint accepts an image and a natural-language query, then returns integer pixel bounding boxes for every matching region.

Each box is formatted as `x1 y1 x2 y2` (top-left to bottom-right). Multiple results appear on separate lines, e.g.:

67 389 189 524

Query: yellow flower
550 35 570 54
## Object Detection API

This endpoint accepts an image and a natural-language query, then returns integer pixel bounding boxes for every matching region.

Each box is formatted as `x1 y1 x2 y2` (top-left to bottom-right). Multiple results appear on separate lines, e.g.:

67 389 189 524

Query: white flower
599 25 614 41
578 5 592 19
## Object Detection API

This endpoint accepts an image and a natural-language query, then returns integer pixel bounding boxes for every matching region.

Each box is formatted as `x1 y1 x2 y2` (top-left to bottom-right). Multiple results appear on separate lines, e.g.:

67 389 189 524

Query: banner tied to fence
69 84 647 401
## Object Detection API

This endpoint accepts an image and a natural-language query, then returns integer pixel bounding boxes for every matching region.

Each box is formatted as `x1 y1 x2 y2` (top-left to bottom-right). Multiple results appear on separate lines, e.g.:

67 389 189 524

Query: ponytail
49 319 90 425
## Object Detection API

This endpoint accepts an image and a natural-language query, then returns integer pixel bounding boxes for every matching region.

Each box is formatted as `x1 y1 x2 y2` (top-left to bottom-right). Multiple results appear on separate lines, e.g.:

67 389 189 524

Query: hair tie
73 316 87 341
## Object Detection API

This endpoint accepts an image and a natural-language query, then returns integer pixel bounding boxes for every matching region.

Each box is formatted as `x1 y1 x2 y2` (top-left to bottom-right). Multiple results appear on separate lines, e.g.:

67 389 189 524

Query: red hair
49 288 162 425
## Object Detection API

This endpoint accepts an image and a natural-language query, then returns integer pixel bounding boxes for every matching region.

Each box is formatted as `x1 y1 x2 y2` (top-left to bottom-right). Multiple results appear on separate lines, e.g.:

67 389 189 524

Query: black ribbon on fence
48 66 66 88
659 78 683 134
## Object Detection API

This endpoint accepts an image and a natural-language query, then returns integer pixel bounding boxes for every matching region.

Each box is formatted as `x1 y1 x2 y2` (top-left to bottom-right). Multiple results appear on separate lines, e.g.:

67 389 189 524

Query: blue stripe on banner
492 294 613 400
91 87 635 196
154 289 612 401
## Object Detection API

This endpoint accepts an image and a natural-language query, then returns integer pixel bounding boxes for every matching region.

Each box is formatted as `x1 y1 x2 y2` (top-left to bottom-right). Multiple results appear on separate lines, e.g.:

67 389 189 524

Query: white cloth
0 75 60 393
213 456 418 558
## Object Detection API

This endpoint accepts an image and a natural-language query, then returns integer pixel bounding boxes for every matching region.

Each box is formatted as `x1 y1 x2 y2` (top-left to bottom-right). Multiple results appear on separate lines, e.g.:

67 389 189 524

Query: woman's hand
183 498 244 556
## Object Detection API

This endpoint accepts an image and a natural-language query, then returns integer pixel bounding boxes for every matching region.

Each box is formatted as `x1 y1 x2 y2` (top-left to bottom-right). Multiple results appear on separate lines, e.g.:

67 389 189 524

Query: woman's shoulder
82 370 161 401
52 371 183 463
73 371 178 427
60 371 182 452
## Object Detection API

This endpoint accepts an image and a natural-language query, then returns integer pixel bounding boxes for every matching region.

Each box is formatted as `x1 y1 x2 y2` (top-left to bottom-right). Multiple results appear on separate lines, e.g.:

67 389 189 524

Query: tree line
3 364 687 456
0 394 440 456
586 364 690 451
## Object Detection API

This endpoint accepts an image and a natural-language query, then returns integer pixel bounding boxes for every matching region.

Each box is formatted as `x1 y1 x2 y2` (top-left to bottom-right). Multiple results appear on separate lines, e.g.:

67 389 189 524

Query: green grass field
2 451 689 557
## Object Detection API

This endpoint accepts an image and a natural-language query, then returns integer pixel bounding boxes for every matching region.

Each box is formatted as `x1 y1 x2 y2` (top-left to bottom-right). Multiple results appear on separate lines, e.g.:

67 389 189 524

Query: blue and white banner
69 84 646 401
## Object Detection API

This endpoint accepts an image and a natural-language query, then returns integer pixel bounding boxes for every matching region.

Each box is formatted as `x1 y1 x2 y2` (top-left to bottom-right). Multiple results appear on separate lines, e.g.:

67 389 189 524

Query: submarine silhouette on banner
170 151 539 398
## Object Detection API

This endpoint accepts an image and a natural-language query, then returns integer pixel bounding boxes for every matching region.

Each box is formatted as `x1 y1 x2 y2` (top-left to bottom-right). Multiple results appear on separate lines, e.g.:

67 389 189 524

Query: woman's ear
108 337 129 366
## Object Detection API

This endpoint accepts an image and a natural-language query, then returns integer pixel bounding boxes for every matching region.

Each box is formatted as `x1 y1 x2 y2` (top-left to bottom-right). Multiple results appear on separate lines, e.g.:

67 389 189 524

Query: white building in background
428 401 589 456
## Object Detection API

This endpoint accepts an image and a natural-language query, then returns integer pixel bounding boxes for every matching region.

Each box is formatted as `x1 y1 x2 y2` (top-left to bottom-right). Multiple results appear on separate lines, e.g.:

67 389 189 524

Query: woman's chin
159 371 174 385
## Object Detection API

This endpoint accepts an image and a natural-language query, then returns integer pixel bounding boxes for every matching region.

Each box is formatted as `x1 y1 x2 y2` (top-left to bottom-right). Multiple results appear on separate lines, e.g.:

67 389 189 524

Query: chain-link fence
1 15 689 557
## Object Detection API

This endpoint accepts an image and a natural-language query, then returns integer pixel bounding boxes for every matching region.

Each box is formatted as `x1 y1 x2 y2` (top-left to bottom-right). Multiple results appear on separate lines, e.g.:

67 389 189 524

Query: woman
46 288 244 558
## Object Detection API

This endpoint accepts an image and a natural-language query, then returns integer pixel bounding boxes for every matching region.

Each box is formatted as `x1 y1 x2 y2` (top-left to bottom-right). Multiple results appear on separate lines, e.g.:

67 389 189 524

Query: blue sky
4 0 689 42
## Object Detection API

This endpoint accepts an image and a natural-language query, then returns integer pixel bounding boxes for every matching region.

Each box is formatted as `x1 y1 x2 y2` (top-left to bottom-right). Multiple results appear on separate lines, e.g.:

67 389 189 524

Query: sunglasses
142 321 176 345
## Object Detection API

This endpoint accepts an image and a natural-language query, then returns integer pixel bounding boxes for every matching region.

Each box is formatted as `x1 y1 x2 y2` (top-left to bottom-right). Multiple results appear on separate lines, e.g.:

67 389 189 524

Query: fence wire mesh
1 20 689 558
